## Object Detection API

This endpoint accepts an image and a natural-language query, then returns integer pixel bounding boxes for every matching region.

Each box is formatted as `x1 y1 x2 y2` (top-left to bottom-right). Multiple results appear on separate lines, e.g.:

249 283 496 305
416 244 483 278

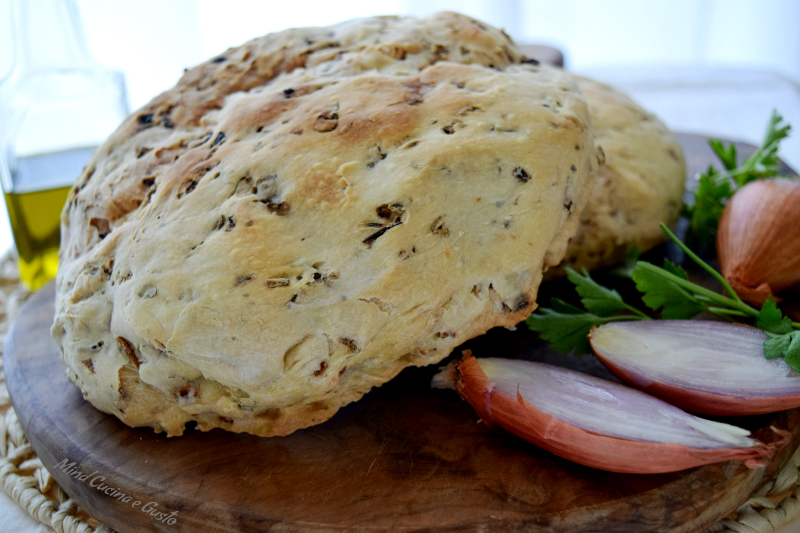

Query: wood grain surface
4 134 800 533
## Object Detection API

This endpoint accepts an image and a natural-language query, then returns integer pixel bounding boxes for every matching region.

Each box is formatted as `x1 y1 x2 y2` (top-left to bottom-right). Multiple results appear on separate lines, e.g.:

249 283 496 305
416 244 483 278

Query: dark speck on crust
224 216 236 231
214 215 226 231
117 337 139 368
314 361 328 376
512 167 530 183
211 132 226 148
314 111 339 132
512 294 530 312
430 215 449 236
264 200 290 216
235 274 254 286
339 337 358 352
363 225 395 247
178 180 198 198
377 204 393 219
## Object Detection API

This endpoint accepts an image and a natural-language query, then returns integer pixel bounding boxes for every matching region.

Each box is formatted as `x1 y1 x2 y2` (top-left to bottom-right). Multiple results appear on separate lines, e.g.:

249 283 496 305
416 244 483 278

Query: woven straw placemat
0 253 797 533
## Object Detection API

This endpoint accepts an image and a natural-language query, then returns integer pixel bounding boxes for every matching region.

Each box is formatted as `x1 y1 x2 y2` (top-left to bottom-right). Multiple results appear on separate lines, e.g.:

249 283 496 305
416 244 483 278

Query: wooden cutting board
5 134 800 533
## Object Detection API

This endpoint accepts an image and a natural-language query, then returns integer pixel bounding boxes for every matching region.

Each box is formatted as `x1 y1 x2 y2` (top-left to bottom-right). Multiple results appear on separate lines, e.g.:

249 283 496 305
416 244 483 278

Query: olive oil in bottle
5 187 72 290
5 147 96 290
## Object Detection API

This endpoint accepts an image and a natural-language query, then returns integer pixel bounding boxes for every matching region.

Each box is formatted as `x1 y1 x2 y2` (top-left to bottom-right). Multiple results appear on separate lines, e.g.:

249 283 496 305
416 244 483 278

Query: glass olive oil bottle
0 0 127 290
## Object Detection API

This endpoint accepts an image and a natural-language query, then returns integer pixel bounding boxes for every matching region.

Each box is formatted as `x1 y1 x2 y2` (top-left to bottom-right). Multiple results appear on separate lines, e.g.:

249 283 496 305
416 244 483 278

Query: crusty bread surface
52 12 597 436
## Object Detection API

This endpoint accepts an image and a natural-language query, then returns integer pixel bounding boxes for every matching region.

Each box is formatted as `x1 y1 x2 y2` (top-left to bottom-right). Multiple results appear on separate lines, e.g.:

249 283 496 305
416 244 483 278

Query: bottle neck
11 0 94 72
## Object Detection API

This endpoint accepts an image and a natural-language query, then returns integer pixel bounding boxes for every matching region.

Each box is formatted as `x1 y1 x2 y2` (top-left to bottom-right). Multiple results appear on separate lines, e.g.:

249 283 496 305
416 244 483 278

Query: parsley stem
601 315 647 323
660 223 743 304
706 307 750 318
634 262 759 318
621 303 650 320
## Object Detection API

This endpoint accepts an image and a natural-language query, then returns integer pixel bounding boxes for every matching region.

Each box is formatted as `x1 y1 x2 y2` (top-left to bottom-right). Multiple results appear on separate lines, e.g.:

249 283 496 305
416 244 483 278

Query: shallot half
446 353 783 474
717 178 800 306
589 320 800 416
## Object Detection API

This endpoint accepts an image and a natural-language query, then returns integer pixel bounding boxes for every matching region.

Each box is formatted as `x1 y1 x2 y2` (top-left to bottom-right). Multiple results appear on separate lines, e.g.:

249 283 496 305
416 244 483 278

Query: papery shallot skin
454 354 784 474
717 179 800 306
589 321 800 416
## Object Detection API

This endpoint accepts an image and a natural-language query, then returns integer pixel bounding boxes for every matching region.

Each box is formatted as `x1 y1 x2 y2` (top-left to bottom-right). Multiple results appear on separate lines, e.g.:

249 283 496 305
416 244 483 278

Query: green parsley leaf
566 267 630 316
738 109 792 187
608 246 641 279
763 109 792 147
731 110 789 187
684 166 732 248
709 139 737 171
663 258 689 280
631 262 705 319
756 297 794 335
764 331 800 372
683 110 791 247
550 298 586 315
525 304 604 355
759 296 800 371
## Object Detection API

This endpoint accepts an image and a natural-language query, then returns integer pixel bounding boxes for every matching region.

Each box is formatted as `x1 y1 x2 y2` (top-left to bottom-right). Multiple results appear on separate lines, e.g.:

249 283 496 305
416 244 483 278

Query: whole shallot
717 178 800 306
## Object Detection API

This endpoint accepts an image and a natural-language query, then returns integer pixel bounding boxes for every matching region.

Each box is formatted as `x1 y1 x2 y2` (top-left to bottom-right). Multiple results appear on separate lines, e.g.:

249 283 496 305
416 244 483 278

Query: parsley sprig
683 110 791 248
528 269 647 355
527 225 800 369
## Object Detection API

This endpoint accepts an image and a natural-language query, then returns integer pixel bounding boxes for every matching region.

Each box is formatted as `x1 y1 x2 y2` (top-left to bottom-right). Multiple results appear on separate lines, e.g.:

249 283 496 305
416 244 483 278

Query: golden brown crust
52 13 595 437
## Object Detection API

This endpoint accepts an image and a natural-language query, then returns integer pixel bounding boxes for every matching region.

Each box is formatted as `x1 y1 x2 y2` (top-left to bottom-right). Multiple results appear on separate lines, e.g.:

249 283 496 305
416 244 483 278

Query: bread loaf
52 12 596 436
